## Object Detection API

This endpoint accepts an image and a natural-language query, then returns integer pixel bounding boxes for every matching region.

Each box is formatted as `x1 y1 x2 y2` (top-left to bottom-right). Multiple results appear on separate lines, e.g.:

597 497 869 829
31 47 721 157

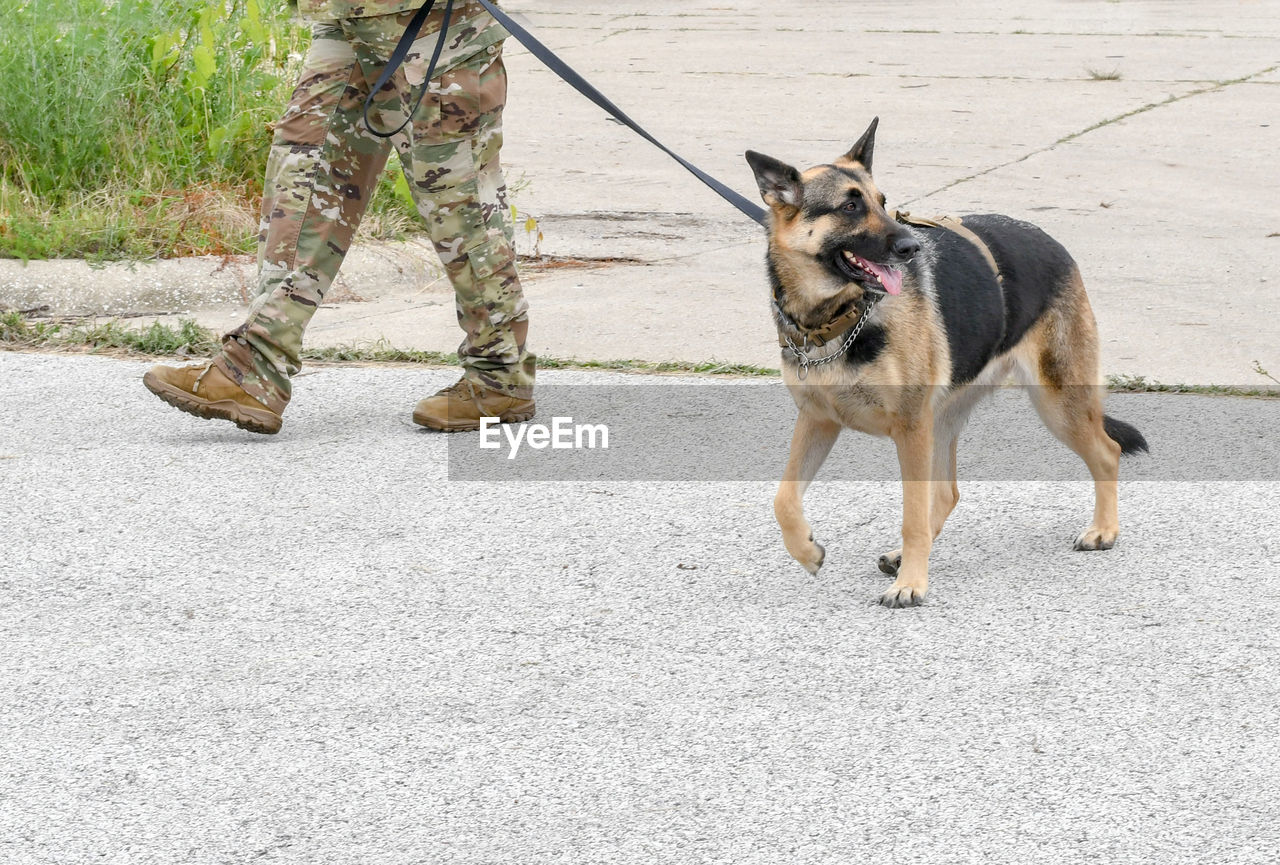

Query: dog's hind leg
1021 295 1124 550
1029 381 1123 550
775 411 842 574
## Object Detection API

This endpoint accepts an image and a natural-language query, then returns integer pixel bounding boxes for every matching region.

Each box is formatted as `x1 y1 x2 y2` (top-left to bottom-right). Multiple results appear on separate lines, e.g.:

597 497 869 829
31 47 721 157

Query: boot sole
143 371 282 435
412 407 536 432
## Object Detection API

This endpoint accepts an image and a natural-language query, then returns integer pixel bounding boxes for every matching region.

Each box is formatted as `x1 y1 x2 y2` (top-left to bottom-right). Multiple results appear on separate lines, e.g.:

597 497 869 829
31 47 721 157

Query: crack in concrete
592 23 1263 39
867 29 1258 39
899 64 1278 207
647 70 1235 86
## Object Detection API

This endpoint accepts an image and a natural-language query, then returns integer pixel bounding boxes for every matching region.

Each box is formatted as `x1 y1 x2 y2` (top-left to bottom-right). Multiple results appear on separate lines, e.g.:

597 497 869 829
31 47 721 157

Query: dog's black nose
892 235 920 259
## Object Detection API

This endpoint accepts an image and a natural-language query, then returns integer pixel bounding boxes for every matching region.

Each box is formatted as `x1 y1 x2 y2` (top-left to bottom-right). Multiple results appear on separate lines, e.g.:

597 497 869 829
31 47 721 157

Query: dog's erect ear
843 116 880 172
745 150 803 211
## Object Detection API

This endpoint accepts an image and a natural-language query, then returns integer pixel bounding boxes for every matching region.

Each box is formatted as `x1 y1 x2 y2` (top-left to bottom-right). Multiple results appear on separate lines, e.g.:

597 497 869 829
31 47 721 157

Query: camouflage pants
216 14 534 414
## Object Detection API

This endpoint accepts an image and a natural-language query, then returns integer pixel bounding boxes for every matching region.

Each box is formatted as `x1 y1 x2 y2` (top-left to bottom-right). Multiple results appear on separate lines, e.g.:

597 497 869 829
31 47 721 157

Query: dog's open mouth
835 250 904 296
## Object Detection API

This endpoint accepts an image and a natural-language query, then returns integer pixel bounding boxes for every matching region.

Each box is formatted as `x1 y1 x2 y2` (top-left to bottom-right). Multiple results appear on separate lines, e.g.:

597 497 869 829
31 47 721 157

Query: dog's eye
841 200 861 214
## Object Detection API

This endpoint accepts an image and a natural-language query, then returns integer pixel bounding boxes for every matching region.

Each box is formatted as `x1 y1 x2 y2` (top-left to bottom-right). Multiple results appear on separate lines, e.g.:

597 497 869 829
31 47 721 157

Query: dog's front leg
775 411 841 574
883 420 935 607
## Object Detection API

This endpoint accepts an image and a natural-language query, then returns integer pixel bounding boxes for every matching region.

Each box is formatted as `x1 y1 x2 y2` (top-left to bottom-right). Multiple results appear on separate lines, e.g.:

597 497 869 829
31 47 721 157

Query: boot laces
439 378 486 400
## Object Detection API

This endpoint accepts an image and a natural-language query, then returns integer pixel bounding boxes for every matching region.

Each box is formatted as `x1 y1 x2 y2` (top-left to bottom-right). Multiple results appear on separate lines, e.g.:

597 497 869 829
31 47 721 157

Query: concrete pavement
2 0 1278 385
2 351 1279 864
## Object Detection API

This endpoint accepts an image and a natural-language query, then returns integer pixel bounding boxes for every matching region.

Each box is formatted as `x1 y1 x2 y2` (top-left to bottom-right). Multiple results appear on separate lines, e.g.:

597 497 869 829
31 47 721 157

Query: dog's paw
783 528 825 574
879 581 926 608
796 534 826 575
877 549 902 576
1073 526 1118 551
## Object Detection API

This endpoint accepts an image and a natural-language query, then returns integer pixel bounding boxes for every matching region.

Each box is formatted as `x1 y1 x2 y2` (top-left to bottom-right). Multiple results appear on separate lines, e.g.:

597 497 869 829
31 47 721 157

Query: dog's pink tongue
866 261 904 296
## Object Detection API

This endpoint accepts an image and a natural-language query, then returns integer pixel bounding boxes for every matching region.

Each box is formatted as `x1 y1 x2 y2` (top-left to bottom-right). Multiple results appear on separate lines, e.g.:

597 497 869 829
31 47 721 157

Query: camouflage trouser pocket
466 232 517 283
430 49 507 140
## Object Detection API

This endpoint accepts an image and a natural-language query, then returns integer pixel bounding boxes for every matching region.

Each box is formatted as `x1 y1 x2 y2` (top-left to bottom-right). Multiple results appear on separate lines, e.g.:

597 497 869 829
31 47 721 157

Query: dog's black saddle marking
962 215 1076 357
919 214 1075 385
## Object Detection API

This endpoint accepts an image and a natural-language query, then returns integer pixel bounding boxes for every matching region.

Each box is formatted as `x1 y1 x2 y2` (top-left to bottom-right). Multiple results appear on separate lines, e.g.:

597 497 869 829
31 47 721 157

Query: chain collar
781 298 879 380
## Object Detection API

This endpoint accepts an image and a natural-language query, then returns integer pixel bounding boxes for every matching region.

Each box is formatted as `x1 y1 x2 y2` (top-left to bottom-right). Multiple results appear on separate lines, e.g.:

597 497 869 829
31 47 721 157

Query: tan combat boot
143 362 283 435
412 377 535 432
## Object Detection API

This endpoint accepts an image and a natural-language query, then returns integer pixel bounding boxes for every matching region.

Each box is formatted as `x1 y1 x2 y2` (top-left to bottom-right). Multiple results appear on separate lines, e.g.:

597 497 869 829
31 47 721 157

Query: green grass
1104 373 1279 399
0 312 785 376
1 311 221 355
0 0 417 260
5 312 1279 395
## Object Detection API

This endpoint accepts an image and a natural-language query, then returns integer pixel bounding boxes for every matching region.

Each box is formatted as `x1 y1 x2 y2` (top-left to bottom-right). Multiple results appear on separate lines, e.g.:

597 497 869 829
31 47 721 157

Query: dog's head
746 118 920 326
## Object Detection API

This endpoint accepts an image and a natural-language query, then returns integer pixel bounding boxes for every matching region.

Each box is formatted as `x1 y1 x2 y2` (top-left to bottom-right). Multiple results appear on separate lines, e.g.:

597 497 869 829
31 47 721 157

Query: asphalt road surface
2 352 1278 864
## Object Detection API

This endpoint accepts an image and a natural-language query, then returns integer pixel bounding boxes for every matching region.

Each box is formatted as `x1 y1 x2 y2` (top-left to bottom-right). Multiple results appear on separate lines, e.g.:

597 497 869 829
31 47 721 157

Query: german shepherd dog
746 118 1147 608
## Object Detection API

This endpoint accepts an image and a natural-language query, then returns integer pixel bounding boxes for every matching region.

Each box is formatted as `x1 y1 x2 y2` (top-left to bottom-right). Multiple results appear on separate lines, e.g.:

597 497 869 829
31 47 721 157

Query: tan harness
775 211 1003 351
892 210 1003 283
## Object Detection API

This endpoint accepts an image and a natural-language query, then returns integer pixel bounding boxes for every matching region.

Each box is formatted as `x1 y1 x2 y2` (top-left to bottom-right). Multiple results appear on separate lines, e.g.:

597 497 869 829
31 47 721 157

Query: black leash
363 0 455 139
364 0 766 226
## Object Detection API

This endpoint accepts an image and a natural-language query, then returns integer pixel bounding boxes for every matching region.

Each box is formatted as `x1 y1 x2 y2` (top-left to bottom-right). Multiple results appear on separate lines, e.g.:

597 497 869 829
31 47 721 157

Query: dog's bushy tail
1104 415 1149 456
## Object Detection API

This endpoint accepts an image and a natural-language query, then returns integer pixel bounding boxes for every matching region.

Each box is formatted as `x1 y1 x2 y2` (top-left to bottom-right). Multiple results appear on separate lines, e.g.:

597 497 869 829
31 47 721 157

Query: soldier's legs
218 17 533 416
215 21 389 414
